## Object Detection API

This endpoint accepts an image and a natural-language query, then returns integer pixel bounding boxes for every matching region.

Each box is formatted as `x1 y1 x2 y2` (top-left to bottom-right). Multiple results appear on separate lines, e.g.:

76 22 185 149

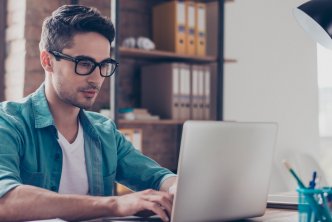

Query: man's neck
52 105 79 136
45 83 80 143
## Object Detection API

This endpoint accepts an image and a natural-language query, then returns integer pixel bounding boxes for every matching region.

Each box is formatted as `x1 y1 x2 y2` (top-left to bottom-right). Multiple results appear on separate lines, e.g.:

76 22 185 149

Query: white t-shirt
57 122 89 195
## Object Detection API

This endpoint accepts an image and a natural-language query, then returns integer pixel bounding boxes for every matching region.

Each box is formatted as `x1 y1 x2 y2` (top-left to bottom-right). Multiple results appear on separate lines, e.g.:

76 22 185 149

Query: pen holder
297 187 332 222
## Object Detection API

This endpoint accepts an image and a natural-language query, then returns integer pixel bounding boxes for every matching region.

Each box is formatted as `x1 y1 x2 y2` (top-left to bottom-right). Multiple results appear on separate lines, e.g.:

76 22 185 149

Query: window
317 43 332 182
317 44 332 136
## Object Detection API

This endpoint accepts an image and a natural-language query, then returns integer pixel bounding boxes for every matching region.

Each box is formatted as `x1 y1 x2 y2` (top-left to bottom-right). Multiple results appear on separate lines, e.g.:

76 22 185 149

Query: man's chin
73 100 95 110
78 104 93 110
79 103 94 110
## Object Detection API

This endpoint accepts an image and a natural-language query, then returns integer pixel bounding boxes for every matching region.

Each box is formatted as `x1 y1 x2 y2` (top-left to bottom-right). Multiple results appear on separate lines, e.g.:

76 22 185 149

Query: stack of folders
141 63 211 121
153 1 207 56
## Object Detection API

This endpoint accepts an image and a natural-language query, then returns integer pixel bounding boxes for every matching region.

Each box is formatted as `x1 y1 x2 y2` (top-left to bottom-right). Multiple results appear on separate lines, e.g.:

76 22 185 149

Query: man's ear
40 51 53 72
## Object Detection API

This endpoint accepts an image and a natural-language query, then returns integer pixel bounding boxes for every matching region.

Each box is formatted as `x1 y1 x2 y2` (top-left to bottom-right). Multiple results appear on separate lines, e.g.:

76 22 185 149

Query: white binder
191 65 200 120
179 64 191 120
141 63 182 119
203 65 211 120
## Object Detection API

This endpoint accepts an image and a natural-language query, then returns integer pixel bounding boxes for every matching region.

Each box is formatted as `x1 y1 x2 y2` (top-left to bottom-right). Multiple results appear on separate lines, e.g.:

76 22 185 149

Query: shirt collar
31 83 56 129
79 109 99 140
31 83 99 140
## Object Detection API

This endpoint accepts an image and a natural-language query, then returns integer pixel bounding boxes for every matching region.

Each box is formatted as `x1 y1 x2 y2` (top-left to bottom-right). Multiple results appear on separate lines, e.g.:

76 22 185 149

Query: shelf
205 0 234 2
119 47 236 64
118 119 185 125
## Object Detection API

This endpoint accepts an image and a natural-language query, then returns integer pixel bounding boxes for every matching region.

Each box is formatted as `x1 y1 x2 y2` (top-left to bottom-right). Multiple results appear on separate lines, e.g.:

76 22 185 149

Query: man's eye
100 62 110 68
78 60 93 67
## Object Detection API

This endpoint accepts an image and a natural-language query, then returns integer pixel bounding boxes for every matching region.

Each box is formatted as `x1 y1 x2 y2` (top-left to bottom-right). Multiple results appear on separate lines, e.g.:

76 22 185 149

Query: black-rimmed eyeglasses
49 51 119 77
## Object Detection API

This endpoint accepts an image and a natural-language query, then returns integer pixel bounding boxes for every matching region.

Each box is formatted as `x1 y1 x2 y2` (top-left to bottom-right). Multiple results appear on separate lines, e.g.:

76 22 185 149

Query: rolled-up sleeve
114 124 176 192
0 116 23 197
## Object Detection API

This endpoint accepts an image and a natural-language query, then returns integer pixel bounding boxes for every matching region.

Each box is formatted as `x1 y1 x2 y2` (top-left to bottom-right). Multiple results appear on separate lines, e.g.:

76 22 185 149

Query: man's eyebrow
75 55 112 63
75 55 96 61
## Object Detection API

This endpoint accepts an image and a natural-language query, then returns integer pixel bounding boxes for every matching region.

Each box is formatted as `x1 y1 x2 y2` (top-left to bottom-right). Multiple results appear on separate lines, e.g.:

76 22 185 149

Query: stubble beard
53 75 100 110
56 85 97 110
63 92 96 109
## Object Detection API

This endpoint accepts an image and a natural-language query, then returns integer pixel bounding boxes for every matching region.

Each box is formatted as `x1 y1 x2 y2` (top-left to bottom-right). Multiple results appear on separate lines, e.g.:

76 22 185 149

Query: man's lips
81 90 97 97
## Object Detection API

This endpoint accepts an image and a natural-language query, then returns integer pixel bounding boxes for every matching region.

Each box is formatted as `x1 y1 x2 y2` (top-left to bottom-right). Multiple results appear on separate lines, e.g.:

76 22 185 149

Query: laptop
88 121 278 222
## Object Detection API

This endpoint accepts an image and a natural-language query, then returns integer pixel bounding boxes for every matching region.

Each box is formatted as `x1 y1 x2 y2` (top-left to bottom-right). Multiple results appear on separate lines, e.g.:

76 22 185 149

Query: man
0 5 176 222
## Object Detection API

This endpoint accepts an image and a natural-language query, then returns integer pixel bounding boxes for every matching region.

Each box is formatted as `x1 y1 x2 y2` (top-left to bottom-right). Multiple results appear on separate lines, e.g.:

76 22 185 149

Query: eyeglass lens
76 60 116 76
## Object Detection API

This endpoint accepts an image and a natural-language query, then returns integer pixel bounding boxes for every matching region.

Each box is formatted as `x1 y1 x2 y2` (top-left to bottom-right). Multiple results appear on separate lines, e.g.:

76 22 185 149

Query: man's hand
0 185 174 221
113 189 173 222
168 183 177 195
159 176 177 195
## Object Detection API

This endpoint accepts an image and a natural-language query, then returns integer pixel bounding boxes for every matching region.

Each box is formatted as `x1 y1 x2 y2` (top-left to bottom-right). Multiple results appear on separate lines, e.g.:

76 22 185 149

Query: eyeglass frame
48 50 119 77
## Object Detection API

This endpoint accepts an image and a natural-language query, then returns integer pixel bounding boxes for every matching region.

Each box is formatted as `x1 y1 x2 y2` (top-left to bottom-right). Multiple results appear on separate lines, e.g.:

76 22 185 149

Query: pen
309 171 317 189
283 160 332 222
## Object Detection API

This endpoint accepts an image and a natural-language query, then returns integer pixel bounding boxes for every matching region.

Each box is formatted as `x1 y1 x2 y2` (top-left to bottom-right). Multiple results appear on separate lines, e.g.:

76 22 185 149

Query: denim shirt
0 84 175 197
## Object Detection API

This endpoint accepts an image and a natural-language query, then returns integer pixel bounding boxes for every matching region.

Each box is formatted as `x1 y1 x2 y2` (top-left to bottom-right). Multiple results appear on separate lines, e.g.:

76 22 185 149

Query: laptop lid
171 121 278 222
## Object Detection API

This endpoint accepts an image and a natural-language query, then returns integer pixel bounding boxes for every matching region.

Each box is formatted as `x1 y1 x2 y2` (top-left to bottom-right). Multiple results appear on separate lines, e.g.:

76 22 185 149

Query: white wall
224 0 320 193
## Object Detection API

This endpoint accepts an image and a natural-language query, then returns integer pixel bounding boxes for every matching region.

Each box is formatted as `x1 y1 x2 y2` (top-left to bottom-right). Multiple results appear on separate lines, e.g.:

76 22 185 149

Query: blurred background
0 0 331 194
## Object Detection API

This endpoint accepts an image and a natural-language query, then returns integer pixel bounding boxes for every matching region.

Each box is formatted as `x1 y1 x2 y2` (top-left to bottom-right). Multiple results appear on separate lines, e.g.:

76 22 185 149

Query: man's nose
88 66 104 81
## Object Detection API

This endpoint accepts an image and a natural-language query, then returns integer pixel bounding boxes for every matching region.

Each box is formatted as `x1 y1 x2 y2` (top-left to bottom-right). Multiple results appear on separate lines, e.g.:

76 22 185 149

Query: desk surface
244 208 297 221
86 208 298 222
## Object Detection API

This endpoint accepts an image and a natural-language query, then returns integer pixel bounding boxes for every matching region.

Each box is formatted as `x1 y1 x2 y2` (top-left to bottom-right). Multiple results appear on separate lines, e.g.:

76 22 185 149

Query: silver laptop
171 121 278 222
88 121 278 222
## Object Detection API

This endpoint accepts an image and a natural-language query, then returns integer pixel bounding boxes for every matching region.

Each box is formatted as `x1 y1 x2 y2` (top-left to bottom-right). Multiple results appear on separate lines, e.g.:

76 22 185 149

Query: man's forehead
71 32 110 47
64 33 111 59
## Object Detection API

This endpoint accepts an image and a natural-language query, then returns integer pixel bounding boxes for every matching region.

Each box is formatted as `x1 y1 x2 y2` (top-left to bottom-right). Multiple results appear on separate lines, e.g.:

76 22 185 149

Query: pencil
283 160 332 221
282 160 306 188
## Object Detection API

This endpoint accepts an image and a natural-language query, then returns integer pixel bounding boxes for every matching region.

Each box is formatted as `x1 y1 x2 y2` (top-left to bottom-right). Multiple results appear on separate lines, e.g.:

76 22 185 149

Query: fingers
142 189 173 214
143 201 170 222
142 191 173 216
113 189 173 222
139 190 173 219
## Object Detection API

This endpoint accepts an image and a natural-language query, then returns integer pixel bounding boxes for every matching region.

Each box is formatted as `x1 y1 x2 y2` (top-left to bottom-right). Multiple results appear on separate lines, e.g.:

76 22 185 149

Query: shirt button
51 186 57 191
54 153 60 161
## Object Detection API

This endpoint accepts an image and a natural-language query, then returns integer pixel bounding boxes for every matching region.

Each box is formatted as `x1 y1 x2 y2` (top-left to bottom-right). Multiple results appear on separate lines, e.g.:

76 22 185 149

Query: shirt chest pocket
21 168 46 188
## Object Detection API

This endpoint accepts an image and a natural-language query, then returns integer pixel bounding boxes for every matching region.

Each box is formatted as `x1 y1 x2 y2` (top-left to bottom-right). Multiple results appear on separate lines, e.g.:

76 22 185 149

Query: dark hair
39 5 115 52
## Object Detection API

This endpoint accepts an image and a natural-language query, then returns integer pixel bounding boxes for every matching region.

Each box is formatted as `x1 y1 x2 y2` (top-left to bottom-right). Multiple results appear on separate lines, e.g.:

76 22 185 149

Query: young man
0 5 176 222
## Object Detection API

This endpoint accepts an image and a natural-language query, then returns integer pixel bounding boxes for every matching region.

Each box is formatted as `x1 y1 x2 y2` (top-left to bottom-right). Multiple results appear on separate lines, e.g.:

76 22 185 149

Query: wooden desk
243 208 298 221
86 208 298 222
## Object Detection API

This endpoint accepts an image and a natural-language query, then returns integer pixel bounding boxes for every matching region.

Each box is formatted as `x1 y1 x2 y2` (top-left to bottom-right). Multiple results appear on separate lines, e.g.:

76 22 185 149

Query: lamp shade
294 0 332 49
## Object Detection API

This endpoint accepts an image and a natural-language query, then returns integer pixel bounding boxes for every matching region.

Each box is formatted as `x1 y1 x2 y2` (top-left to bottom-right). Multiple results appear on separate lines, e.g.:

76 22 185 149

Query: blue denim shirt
0 84 175 197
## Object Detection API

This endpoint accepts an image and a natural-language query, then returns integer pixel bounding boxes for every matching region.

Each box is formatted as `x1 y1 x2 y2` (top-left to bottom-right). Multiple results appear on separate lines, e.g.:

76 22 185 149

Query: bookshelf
111 0 233 170
119 47 237 64
118 119 185 125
